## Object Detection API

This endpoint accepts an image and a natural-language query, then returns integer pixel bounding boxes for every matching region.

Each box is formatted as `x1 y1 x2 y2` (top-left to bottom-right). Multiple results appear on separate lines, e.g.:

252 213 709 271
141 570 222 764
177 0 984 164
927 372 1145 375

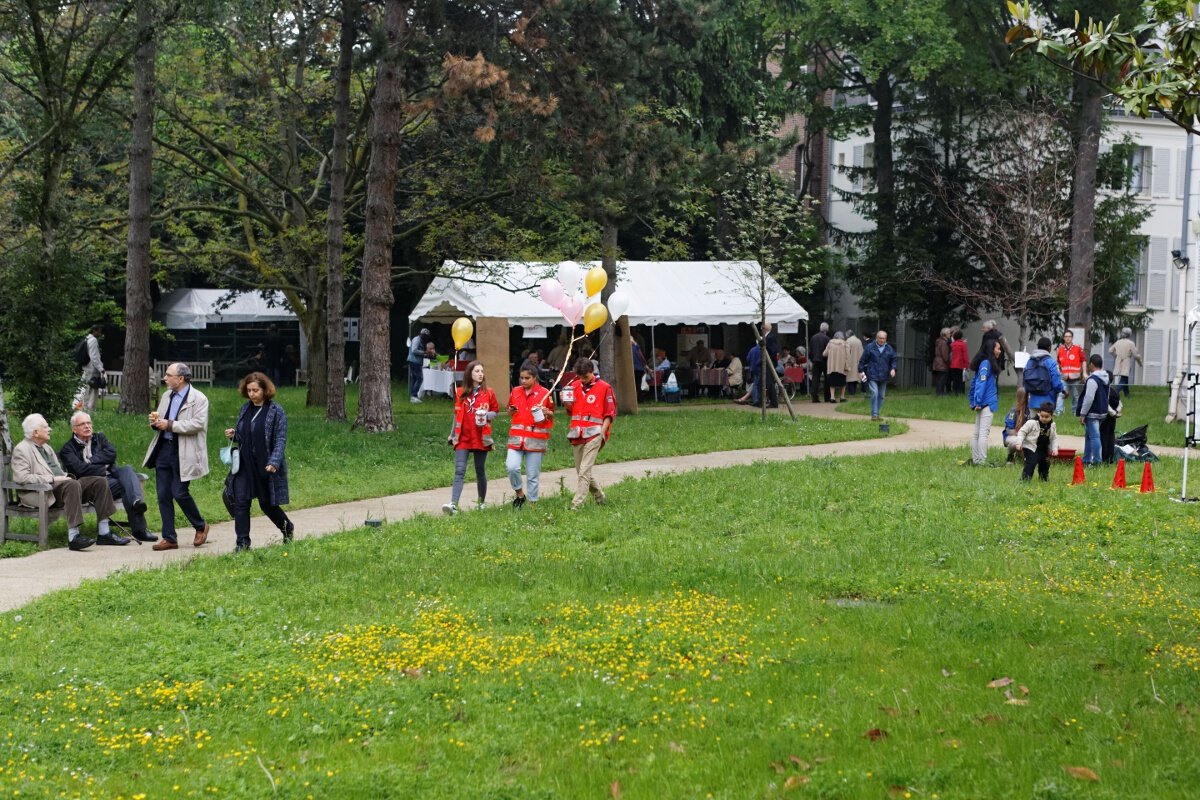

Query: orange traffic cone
1071 455 1086 485
1111 458 1127 490
1139 462 1155 494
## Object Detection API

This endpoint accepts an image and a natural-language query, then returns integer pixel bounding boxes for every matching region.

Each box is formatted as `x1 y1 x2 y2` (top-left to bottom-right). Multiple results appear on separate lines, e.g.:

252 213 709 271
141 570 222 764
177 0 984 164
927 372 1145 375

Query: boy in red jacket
563 356 616 510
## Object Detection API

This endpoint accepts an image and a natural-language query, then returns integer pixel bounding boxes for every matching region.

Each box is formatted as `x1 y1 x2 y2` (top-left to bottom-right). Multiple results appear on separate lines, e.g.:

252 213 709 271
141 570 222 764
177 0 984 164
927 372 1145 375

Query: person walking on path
949 328 969 395
808 322 830 403
1021 337 1065 416
932 328 951 396
858 330 897 420
823 331 851 402
407 327 431 403
1075 354 1110 466
506 365 554 509
59 411 156 543
968 339 1002 465
1108 328 1141 397
443 361 498 515
844 330 864 396
564 356 616 510
72 324 105 413
223 372 294 551
144 363 211 551
1055 329 1085 414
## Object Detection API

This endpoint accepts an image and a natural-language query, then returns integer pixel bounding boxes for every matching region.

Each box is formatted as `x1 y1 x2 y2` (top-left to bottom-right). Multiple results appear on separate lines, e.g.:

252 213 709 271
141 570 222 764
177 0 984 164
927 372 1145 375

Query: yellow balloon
584 266 608 297
583 302 608 334
451 317 474 350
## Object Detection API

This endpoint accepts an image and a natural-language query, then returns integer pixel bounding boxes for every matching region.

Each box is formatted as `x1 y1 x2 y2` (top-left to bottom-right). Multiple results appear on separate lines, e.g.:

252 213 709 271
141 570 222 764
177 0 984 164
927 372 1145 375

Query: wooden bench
153 360 214 386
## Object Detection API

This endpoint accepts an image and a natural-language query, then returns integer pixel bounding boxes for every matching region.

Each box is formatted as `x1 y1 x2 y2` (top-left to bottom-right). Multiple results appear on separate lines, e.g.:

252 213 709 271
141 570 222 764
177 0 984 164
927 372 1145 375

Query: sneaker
410 396 422 404
476 500 486 511
441 502 458 516
512 495 527 510
593 493 606 506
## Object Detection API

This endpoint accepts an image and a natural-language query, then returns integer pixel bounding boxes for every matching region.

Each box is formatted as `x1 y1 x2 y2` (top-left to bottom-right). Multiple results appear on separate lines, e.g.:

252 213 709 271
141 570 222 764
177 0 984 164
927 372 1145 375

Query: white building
816 110 1199 388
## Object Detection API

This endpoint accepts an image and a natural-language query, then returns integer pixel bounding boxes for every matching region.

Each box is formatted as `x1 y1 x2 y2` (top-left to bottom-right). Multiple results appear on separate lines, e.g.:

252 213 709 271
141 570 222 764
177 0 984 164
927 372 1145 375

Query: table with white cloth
420 368 462 397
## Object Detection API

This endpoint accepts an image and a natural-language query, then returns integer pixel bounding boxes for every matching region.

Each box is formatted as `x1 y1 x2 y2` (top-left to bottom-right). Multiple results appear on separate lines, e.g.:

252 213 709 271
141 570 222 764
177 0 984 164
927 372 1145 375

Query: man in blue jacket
858 330 898 420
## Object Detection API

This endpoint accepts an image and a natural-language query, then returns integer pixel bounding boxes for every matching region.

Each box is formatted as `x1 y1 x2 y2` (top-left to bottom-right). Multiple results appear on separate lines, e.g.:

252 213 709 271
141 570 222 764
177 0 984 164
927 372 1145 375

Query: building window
1127 246 1149 306
1128 146 1152 196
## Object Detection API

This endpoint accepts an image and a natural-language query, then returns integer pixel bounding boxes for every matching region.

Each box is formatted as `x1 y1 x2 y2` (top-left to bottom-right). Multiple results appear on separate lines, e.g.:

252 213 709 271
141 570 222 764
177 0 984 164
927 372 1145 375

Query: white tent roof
156 289 297 330
409 261 807 327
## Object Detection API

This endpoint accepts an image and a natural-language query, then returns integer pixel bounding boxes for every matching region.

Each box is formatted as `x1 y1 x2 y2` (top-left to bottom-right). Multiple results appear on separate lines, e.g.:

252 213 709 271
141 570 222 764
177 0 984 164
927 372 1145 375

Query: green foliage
0 245 92 422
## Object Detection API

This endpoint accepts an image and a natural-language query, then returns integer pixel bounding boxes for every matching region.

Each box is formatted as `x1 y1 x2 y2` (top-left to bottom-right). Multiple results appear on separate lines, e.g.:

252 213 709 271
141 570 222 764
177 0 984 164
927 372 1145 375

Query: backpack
1023 355 1052 395
73 337 90 368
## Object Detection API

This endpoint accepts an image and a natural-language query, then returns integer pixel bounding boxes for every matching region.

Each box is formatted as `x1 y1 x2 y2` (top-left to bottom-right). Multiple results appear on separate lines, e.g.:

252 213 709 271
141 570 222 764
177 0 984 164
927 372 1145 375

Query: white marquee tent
408 260 808 327
155 289 297 330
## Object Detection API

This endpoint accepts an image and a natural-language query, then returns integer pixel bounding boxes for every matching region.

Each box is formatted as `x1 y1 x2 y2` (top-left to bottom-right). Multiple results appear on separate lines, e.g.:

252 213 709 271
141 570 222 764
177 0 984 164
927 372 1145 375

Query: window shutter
1143 329 1164 385
1153 148 1172 197
852 144 864 192
1178 148 1188 198
1148 236 1169 308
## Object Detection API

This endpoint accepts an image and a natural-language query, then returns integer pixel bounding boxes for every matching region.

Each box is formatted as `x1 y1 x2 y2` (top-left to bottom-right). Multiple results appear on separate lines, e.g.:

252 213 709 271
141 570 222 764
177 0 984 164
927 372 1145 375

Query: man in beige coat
143 363 210 551
1108 328 1142 398
12 413 120 550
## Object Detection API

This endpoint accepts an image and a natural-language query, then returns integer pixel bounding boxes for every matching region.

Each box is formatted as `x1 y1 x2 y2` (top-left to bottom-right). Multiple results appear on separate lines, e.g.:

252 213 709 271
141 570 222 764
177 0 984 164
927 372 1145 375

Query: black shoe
235 543 251 552
97 533 131 546
512 494 527 510
68 536 95 551
131 499 148 515
132 530 159 543
282 521 294 542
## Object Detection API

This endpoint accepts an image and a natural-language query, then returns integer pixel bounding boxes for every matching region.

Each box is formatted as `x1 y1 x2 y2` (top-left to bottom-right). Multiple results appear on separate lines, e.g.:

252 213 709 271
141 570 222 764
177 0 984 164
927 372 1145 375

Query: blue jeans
868 380 887 418
408 362 423 398
1116 374 1130 397
506 448 545 501
1083 417 1102 465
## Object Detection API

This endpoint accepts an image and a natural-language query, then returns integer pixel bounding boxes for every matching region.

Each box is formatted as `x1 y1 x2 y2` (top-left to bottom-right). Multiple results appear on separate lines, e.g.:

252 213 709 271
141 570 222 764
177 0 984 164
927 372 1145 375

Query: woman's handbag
220 442 240 475
222 470 237 515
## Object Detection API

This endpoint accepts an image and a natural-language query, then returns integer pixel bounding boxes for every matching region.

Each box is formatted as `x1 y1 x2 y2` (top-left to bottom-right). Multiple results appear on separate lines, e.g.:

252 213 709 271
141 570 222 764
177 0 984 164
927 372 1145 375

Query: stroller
1114 425 1158 463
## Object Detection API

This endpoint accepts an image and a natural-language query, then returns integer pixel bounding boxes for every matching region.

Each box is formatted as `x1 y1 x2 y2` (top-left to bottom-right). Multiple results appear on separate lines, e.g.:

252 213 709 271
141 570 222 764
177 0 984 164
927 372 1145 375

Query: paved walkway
0 401 1176 613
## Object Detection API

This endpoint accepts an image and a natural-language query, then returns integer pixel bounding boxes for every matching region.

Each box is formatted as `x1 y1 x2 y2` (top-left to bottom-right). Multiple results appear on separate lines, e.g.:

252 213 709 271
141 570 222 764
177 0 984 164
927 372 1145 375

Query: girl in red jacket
506 365 554 508
443 361 498 515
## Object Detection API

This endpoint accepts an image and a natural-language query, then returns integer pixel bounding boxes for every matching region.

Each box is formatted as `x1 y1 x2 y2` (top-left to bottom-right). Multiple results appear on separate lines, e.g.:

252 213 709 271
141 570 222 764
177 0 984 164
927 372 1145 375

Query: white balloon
606 289 630 320
557 261 582 297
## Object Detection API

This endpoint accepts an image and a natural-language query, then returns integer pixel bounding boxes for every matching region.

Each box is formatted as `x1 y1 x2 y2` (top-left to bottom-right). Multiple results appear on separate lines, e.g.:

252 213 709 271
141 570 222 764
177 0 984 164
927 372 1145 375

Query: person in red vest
506 364 555 509
563 356 617 510
442 361 498 516
1055 329 1085 414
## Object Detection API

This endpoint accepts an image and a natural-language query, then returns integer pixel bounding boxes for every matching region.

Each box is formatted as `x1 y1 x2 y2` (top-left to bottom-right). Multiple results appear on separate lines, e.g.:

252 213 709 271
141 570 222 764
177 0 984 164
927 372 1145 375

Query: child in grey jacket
1014 402 1058 482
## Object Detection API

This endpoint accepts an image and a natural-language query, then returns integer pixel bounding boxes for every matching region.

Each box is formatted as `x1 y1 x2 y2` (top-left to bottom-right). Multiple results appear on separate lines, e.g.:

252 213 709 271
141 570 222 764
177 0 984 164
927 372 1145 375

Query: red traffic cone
1111 458 1127 490
1071 455 1086 485
1139 462 1155 494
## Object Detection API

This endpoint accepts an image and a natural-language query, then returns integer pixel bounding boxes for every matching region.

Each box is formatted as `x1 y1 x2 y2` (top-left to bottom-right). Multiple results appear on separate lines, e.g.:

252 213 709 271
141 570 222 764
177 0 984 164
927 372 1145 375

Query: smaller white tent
409 261 807 327
156 289 297 330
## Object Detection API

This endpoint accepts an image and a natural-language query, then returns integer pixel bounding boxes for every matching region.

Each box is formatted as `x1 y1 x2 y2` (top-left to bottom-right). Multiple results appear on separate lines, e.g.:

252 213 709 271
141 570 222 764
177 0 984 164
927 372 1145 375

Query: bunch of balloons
537 261 631 334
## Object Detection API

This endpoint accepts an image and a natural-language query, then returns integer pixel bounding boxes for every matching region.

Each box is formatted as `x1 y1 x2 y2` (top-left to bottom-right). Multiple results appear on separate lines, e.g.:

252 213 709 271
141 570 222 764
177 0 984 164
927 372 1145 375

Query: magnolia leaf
1064 766 1100 782
863 728 888 742
784 775 810 790
788 755 811 770
610 780 622 799
987 677 1014 689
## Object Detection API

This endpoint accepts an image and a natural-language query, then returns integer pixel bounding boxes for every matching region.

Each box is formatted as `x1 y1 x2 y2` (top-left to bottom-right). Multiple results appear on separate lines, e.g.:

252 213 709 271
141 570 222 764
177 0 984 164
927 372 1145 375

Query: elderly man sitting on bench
10 413 122 550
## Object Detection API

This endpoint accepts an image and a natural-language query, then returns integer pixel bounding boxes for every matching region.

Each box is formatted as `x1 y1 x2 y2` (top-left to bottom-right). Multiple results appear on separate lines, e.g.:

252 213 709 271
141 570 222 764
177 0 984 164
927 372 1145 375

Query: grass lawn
1 450 1197 797
838 384 1188 448
0 386 901 557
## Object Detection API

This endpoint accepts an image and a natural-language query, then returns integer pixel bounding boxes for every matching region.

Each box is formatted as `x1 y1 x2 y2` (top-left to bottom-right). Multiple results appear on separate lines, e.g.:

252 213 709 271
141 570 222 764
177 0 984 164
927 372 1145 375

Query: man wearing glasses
59 411 157 543
143 363 211 551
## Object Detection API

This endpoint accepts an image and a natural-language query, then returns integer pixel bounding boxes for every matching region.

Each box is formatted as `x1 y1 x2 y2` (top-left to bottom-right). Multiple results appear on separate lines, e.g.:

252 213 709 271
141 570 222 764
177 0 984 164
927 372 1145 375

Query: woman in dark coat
224 371 293 551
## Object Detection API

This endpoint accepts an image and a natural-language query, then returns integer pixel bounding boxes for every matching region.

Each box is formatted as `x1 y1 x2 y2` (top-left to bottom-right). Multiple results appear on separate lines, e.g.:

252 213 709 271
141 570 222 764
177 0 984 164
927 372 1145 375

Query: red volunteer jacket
1056 343 1084 381
564 377 616 444
452 386 499 450
508 384 554 452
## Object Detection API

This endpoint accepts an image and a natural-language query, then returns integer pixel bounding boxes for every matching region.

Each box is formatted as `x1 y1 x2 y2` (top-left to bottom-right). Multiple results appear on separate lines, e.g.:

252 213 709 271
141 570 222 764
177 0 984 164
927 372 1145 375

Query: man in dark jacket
761 322 780 408
858 330 898 420
59 411 156 542
808 322 830 403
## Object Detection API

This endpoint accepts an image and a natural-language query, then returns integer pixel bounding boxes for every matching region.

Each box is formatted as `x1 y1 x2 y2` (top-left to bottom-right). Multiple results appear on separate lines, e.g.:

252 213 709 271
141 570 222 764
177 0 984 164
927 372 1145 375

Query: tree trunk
1068 76 1101 341
324 0 358 422
118 1 155 415
304 261 329 406
354 0 408 432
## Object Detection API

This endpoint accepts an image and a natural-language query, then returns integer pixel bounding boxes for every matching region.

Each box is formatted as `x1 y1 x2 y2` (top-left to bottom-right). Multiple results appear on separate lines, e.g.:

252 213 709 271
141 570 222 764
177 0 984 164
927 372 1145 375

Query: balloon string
538 330 590 409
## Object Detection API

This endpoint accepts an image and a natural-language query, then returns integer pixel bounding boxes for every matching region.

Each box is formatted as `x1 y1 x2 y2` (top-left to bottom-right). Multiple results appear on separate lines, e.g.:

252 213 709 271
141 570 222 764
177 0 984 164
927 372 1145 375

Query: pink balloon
561 296 584 326
539 279 564 309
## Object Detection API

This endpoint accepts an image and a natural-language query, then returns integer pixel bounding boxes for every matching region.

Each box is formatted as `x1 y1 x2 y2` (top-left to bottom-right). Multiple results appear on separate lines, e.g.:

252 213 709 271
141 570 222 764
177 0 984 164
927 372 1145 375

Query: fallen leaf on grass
863 728 888 741
987 677 1014 689
976 714 1003 724
888 787 910 798
1084 704 1102 714
941 668 955 677
610 781 622 799
1019 685 1030 695
1005 698 1030 706
784 775 810 790
668 741 685 754
788 755 811 770
1064 766 1099 782
880 706 901 717
770 762 787 774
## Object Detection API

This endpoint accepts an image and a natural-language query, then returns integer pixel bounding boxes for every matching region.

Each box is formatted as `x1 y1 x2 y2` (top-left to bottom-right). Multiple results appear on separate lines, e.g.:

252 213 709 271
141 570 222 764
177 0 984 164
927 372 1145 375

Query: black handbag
88 373 106 389
222 470 237 515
